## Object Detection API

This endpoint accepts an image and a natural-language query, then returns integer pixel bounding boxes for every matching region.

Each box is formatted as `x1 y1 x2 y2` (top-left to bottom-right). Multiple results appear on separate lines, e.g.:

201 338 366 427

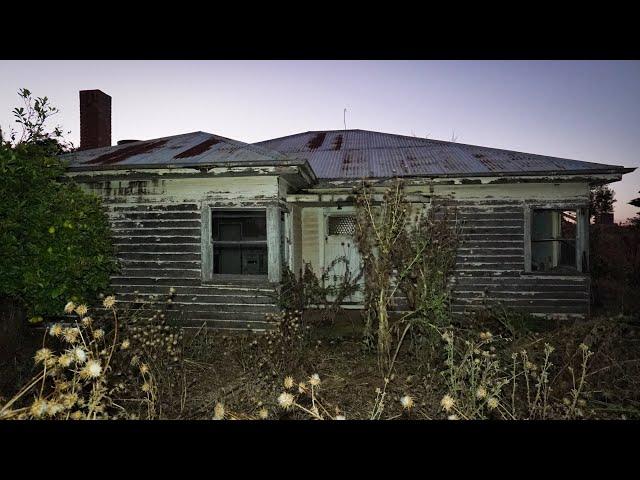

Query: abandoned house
61 90 635 329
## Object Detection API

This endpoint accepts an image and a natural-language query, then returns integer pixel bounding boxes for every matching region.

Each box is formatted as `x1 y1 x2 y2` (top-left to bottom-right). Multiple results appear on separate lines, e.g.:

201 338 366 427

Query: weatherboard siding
297 182 591 319
76 175 281 330
424 182 590 319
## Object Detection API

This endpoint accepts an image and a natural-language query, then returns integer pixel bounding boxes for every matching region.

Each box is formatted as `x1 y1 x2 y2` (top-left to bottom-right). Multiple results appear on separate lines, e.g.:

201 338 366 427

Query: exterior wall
75 174 283 330
294 181 591 320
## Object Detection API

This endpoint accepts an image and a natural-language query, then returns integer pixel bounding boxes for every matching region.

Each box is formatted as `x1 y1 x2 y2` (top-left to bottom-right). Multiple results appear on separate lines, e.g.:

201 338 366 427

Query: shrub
0 89 118 319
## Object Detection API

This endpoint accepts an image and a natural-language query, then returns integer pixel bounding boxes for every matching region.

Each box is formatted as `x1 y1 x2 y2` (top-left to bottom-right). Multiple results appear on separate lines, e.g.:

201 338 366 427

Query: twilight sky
1 60 638 222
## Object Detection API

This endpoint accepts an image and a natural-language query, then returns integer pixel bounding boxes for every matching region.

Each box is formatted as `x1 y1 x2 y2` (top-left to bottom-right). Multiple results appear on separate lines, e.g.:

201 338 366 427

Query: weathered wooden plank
171 310 273 321
119 260 201 270
112 284 274 296
116 244 201 253
112 236 201 245
454 270 524 277
110 277 203 286
111 228 202 237
452 305 588 314
452 284 587 292
453 291 588 300
116 292 274 305
116 252 201 261
457 248 524 256
118 268 201 279
112 203 199 212
460 227 524 235
456 256 523 263
108 212 200 220
459 234 523 241
178 319 275 331
110 220 200 229
454 263 524 270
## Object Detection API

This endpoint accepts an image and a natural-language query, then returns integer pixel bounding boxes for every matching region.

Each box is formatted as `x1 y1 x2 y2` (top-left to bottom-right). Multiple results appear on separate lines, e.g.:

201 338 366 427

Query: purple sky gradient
1 60 638 221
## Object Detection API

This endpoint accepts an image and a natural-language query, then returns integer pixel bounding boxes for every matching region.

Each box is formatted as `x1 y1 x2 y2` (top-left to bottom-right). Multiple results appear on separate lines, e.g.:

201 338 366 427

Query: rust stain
174 137 222 159
477 157 501 172
86 139 168 165
332 134 343 151
307 132 327 150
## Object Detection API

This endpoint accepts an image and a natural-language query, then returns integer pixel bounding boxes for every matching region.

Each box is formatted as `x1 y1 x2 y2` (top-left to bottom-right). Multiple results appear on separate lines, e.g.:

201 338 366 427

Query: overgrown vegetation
0 89 117 320
353 179 460 371
0 292 183 419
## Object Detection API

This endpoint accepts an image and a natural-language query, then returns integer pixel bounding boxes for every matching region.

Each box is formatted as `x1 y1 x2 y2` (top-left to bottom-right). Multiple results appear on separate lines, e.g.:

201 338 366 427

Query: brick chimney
79 90 111 150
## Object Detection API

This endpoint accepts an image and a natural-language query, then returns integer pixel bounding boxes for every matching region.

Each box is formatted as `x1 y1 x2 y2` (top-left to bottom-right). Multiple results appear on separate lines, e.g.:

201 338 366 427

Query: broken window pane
212 211 267 275
531 209 577 272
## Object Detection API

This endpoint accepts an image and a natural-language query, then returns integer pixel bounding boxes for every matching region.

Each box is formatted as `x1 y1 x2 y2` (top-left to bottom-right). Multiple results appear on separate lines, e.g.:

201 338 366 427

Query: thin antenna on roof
451 130 458 142
343 108 347 131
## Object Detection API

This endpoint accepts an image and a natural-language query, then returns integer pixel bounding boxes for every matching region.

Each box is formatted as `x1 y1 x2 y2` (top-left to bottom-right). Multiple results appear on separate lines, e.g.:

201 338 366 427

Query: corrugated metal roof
61 131 293 169
253 129 632 179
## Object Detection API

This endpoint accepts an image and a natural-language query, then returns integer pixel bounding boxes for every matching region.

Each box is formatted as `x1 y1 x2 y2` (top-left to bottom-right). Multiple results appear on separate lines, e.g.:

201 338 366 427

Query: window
328 215 356 236
526 207 588 274
212 211 267 275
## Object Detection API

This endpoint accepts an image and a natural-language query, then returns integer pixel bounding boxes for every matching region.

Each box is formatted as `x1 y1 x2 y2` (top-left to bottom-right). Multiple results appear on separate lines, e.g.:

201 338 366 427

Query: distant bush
590 224 640 316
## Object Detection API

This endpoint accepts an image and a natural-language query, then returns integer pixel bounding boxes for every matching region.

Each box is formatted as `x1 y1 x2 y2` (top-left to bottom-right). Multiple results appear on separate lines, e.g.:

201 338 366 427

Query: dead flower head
30 399 48 417
58 353 73 368
440 394 455 412
63 327 81 344
72 347 87 364
309 373 321 387
213 403 225 420
75 304 88 317
476 386 488 400
258 408 269 420
80 360 103 380
487 397 499 410
64 301 76 314
34 348 53 365
277 392 295 410
49 323 63 337
400 395 414 410
93 329 105 340
103 296 116 309
283 376 295 390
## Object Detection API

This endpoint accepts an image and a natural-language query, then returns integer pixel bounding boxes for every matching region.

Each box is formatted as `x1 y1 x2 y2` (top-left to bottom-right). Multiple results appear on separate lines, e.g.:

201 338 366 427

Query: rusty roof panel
254 129 631 179
62 131 291 169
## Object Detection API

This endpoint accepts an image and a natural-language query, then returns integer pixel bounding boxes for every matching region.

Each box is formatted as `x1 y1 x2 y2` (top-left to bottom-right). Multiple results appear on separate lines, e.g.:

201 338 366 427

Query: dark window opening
531 209 577 273
212 211 267 275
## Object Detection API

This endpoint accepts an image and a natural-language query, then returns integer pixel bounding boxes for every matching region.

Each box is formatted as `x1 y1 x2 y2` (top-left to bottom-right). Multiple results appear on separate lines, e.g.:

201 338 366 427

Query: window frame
524 203 589 275
201 205 283 283
211 210 268 276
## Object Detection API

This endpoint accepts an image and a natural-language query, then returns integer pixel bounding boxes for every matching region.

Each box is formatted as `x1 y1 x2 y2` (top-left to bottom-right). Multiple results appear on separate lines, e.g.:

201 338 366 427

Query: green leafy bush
0 89 118 320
